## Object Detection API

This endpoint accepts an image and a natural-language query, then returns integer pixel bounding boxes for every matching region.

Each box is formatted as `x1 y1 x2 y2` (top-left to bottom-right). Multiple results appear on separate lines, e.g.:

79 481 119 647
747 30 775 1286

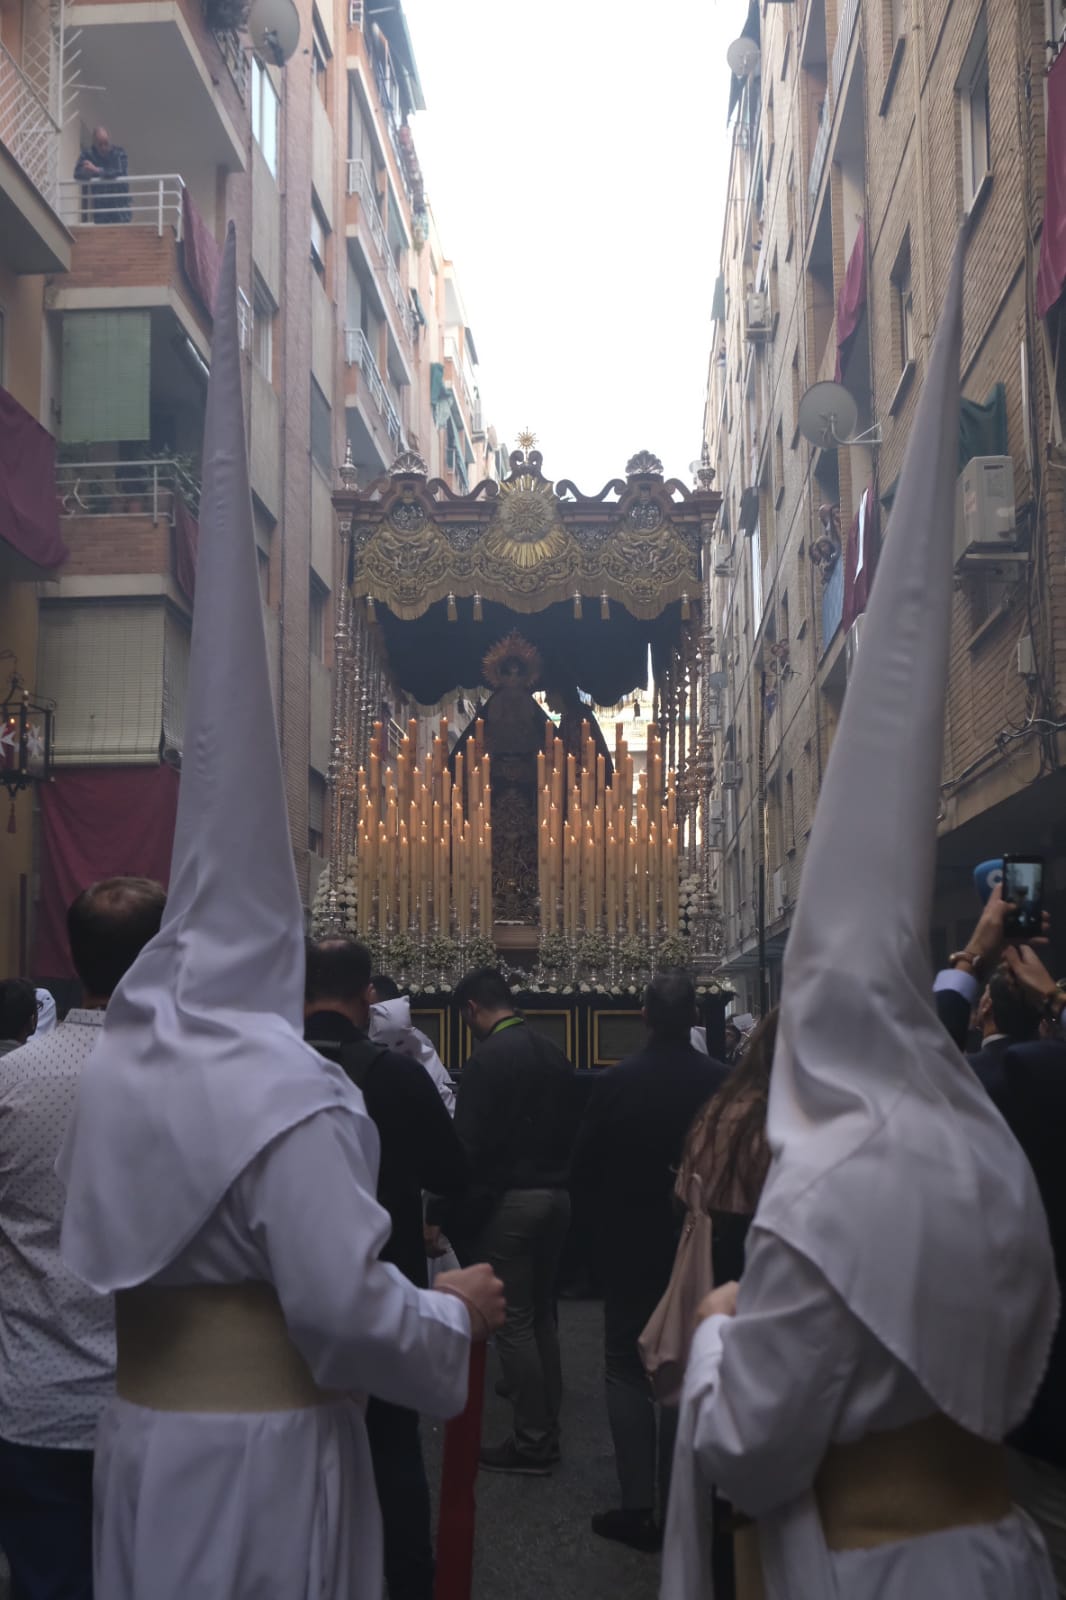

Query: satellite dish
726 36 761 78
797 380 860 449
248 0 300 64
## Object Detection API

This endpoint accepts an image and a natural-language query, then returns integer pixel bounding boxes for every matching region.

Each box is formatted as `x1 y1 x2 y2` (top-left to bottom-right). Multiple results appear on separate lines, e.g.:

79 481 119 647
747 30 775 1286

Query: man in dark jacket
966 964 1041 1103
305 938 468 1600
571 969 728 1552
451 968 577 1476
73 127 131 223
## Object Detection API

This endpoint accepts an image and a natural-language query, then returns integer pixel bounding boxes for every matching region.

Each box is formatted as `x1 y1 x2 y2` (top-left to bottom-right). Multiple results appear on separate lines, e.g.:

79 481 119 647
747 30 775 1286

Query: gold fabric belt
734 1414 1012 1599
115 1282 342 1413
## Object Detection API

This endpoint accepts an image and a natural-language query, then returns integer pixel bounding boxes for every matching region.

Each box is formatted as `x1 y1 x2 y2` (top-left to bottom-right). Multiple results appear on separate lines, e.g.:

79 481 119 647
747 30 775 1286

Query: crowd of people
2 894 1066 1598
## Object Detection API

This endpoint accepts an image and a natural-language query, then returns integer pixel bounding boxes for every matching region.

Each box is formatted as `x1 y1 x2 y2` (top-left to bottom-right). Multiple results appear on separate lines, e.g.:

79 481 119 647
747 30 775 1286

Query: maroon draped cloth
1038 53 1066 318
173 496 199 602
0 387 68 570
33 765 180 979
842 484 878 633
835 221 867 382
435 1343 486 1600
181 188 221 319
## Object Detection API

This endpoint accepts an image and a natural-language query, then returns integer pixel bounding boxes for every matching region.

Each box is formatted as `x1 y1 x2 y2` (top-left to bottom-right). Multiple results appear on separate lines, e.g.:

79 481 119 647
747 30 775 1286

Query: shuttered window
61 311 151 444
38 601 165 764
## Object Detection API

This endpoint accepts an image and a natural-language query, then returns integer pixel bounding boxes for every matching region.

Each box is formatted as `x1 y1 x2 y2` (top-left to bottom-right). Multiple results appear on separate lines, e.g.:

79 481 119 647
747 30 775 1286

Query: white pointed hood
756 232 1057 1435
59 228 359 1291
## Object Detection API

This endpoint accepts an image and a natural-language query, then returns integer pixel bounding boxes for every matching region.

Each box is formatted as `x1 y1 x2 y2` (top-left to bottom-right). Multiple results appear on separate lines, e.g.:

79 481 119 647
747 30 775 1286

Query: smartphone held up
1002 855 1045 941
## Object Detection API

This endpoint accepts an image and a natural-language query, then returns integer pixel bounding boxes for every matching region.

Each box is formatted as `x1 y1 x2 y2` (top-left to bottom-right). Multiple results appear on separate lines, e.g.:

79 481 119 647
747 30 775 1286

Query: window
786 769 796 848
765 90 776 179
310 380 332 475
958 20 990 212
308 769 326 856
791 348 801 446
311 10 330 104
309 575 328 660
251 57 279 178
311 201 327 279
751 522 764 623
774 419 785 505
252 278 274 381
892 231 915 371
786 155 796 257
891 0 906 39
257 547 270 606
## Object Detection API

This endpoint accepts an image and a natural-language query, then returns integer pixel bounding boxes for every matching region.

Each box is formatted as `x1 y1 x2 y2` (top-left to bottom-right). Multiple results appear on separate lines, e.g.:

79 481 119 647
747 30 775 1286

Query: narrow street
425 1299 661 1600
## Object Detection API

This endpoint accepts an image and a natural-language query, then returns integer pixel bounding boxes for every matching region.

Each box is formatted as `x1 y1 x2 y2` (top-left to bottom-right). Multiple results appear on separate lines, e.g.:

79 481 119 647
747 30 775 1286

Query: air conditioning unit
720 760 741 789
845 614 864 679
953 456 1022 570
745 291 771 341
713 537 734 577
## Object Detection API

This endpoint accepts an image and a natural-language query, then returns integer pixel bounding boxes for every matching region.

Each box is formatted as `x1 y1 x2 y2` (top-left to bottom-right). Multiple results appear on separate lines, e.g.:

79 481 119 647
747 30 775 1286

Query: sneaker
590 1508 662 1553
479 1439 553 1476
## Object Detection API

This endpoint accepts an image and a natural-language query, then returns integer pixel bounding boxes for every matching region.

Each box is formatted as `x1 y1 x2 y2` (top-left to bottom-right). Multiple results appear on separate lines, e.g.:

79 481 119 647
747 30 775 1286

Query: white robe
94 1108 470 1600
664 1229 1055 1600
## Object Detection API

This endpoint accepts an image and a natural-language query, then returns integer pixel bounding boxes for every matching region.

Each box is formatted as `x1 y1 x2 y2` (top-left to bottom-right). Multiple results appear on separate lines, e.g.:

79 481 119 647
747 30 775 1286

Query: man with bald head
74 127 130 222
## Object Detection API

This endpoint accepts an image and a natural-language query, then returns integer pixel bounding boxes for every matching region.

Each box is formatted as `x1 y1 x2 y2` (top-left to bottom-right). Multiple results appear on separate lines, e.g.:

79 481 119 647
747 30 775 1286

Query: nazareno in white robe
662 1229 1055 1600
92 1107 470 1600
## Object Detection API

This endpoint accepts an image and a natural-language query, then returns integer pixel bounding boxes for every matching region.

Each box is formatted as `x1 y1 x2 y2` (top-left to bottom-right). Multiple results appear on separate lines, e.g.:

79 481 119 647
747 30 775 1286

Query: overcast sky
404 0 741 491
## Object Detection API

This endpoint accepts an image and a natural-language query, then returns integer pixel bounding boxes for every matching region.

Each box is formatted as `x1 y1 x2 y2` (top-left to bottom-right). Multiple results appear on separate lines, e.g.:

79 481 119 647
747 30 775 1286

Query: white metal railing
56 457 201 522
348 0 363 24
0 42 61 210
237 285 251 351
344 327 404 449
808 100 832 206
58 172 186 235
832 0 860 100
346 159 412 335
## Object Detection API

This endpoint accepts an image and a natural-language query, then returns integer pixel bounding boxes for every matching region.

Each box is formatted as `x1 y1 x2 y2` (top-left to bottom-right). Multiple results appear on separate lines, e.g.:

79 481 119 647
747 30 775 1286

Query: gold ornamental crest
488 475 568 570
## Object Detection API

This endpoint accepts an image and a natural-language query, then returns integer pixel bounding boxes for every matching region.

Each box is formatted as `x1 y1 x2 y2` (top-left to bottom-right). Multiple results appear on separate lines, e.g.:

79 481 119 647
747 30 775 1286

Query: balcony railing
58 172 187 235
57 457 201 522
832 0 861 100
0 42 60 210
808 101 832 207
346 159 413 337
345 327 404 450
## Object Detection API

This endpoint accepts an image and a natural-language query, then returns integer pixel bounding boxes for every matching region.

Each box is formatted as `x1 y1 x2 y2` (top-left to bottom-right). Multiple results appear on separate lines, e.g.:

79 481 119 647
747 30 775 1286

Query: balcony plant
203 0 250 33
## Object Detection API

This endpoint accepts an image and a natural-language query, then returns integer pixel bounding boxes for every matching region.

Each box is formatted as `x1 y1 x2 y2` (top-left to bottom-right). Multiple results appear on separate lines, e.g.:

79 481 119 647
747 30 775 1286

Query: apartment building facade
0 0 497 990
706 0 1066 1010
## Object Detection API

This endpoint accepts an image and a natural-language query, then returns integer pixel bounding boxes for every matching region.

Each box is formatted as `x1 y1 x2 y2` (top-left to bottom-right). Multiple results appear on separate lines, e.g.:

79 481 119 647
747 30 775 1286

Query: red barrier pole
434 1342 487 1600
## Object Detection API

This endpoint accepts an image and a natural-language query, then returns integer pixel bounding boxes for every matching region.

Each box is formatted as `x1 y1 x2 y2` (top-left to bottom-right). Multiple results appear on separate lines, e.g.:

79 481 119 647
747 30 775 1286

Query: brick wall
707 0 1066 979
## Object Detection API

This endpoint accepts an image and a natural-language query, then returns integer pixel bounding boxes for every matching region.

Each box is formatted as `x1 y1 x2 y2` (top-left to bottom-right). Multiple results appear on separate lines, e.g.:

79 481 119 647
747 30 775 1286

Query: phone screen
1002 855 1044 940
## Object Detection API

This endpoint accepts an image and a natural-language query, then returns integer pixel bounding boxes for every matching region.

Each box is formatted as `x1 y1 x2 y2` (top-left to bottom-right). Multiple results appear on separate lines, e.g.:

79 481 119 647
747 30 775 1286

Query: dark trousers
477 1188 570 1460
0 1436 94 1600
364 1398 434 1600
603 1283 677 1515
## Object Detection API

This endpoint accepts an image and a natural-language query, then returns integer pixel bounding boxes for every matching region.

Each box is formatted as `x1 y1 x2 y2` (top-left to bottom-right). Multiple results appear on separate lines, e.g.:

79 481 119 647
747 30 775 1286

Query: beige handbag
638 1173 714 1405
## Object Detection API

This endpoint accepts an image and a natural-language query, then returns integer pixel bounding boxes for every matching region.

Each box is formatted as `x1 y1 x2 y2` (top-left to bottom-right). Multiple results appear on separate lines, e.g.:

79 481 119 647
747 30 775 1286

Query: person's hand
435 1263 506 1341
423 1223 448 1260
961 883 1014 974
80 162 102 177
1004 944 1064 1021
696 1281 739 1324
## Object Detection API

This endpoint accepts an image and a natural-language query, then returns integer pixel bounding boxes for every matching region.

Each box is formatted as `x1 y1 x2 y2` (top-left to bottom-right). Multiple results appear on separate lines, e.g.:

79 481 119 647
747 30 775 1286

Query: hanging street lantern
1 672 55 826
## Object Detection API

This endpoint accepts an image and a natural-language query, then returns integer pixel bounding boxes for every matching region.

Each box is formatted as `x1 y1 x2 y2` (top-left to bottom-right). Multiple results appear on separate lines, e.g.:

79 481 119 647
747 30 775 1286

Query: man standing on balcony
73 128 131 223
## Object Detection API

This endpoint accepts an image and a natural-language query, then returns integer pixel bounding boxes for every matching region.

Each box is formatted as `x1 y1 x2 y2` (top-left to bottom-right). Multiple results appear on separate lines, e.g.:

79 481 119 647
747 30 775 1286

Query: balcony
831 0 860 100
53 456 201 606
52 173 249 352
346 159 413 339
66 0 245 179
820 552 845 652
442 333 477 430
57 455 201 521
345 326 404 453
0 43 71 272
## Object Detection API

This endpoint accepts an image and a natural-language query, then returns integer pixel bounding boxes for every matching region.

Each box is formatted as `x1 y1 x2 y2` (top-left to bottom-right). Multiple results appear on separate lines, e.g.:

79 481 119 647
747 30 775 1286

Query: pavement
424 1298 663 1600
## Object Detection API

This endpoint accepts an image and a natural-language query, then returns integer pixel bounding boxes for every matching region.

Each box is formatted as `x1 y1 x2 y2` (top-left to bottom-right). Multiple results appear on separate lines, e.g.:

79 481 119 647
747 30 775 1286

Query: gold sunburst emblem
482 632 543 690
489 476 567 569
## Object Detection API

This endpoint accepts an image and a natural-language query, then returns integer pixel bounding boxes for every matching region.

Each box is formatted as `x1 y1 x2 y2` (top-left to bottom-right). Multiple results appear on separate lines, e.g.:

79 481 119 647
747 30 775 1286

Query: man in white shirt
0 876 165 1600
